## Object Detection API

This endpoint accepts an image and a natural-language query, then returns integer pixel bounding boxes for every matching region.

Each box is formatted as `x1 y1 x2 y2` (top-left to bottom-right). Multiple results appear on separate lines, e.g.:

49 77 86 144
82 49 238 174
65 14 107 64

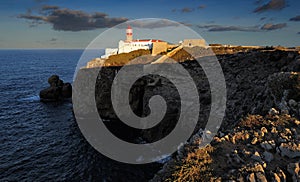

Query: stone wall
152 42 168 55
182 39 206 47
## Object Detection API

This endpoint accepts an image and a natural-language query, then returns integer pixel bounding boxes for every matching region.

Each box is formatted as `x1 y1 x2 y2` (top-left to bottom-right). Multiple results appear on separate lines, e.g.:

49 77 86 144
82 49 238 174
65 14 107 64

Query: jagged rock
269 108 279 115
61 83 72 98
277 143 300 159
270 171 282 182
260 127 268 135
247 173 256 182
40 75 72 102
289 99 298 108
251 137 258 145
48 75 59 87
260 141 273 150
263 151 274 163
267 72 300 115
275 168 287 182
253 163 265 173
251 151 262 162
271 127 278 134
255 172 267 182
287 162 300 182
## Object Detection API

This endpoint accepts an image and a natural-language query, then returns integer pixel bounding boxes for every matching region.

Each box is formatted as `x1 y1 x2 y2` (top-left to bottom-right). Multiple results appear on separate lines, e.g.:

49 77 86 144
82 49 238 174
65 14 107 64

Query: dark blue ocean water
0 50 159 181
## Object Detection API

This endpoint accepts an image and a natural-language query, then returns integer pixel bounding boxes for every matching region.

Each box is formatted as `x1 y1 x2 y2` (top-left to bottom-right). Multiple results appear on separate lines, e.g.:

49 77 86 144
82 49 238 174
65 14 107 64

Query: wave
18 95 40 102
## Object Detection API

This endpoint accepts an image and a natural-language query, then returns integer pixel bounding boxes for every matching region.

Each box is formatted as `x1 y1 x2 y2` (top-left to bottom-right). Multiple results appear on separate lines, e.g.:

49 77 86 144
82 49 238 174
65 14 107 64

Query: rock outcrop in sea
39 75 72 102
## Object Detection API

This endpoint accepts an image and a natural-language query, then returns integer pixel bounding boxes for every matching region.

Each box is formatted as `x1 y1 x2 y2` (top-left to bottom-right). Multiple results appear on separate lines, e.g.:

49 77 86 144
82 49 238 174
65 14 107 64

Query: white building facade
101 25 165 58
118 39 153 54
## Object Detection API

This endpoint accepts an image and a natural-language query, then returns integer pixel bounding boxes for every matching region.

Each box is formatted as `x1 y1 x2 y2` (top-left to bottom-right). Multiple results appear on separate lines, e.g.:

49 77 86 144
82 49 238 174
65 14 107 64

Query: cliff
79 47 300 180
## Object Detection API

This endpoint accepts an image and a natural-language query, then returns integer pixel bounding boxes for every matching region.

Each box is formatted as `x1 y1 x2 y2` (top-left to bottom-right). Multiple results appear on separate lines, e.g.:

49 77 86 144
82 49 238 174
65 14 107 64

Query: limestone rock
287 162 300 182
277 143 300 159
251 151 262 162
263 151 274 163
260 141 273 150
255 172 267 182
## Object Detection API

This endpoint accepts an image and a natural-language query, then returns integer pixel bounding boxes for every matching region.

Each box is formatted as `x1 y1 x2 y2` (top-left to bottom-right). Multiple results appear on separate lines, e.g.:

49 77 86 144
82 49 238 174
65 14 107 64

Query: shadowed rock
40 75 72 102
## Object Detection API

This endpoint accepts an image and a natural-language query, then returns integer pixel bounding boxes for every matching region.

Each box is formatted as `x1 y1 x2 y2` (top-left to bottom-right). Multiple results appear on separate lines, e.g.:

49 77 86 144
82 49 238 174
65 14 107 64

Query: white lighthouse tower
126 25 133 42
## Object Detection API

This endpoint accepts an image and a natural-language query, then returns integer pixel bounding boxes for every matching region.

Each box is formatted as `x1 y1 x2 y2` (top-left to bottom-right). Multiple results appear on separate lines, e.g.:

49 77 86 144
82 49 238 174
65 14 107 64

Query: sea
0 49 160 181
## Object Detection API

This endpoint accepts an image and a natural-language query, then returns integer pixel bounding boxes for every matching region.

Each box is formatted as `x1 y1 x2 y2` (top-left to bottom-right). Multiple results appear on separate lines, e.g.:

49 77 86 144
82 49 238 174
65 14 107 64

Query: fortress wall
183 39 206 47
152 42 168 55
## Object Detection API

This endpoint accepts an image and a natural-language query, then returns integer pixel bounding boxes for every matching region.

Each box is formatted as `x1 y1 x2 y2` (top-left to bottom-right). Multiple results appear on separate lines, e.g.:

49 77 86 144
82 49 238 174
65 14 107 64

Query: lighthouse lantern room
126 25 133 42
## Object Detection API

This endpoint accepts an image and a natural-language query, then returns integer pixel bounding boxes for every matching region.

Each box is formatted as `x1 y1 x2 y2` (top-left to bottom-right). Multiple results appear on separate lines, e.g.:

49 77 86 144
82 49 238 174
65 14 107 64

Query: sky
0 0 299 48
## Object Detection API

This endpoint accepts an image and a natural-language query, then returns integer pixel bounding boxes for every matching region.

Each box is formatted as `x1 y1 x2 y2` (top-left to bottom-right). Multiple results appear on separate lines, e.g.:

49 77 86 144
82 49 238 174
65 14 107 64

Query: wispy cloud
179 22 193 27
254 0 286 13
116 19 180 29
41 5 59 11
18 14 45 21
172 4 206 13
290 15 300 21
34 0 48 3
198 5 206 9
181 7 194 13
198 23 287 32
50 38 57 41
18 5 128 31
261 23 286 30
260 17 267 21
255 0 265 5
198 25 260 32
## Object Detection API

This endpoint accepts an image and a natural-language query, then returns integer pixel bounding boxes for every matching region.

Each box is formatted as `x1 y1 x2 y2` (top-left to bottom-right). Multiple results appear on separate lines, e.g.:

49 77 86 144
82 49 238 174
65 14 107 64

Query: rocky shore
82 46 300 181
151 49 300 181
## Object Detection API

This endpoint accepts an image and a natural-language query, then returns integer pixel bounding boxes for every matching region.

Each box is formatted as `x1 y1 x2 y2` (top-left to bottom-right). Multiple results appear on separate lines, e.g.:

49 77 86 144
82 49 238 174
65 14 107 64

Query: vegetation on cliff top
153 113 300 182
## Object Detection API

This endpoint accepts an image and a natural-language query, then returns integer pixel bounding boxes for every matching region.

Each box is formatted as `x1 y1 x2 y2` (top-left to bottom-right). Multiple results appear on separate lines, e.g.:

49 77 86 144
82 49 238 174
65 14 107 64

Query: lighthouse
126 25 133 42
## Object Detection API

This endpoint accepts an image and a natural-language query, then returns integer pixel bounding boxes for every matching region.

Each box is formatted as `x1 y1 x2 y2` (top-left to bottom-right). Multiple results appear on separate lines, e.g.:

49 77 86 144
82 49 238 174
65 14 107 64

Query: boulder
62 83 72 98
40 75 72 102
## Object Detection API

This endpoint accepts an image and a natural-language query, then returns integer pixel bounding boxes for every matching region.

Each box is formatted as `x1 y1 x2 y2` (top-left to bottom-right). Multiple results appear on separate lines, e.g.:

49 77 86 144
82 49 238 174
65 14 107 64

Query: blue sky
0 0 299 48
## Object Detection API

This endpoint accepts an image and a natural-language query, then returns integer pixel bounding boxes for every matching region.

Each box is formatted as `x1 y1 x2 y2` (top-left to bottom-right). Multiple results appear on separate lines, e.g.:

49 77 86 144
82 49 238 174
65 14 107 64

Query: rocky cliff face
81 48 300 180
93 49 300 134
150 50 300 182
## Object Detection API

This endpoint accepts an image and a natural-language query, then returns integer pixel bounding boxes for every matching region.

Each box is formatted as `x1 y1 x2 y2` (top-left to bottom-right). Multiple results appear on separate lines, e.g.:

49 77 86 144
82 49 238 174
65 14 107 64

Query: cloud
260 17 267 21
34 0 48 3
261 23 286 30
41 5 59 11
181 7 194 13
198 25 260 32
18 14 45 21
290 15 300 21
255 0 265 5
198 5 206 9
116 19 180 29
198 23 287 32
18 5 128 31
254 0 286 13
179 22 193 27
172 7 194 13
172 5 205 13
